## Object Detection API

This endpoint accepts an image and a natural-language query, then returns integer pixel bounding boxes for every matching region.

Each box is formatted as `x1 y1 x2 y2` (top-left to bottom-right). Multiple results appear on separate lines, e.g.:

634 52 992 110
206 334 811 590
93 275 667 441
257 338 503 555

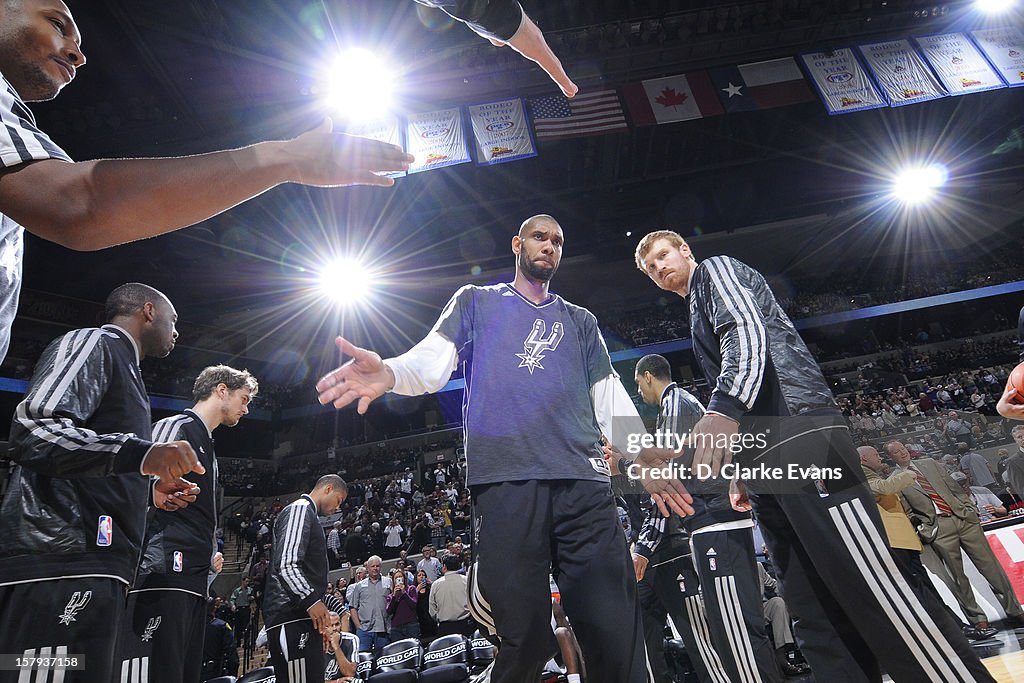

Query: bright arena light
975 0 1015 14
890 164 948 205
318 257 375 306
322 49 394 121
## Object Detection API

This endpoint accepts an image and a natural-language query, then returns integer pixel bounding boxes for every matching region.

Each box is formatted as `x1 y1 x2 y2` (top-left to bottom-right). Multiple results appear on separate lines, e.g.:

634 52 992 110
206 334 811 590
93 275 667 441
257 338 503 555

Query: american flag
528 90 628 141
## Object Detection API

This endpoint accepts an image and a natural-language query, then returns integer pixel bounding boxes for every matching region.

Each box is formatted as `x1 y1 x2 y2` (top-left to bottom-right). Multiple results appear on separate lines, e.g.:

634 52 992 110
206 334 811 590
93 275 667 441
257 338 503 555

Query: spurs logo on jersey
298 632 309 650
58 590 92 626
516 319 564 374
141 616 162 642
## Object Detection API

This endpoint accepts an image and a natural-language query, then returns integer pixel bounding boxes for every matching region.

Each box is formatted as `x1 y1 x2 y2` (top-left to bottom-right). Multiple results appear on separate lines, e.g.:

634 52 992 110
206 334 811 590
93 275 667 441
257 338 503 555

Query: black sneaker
781 662 811 677
964 625 999 641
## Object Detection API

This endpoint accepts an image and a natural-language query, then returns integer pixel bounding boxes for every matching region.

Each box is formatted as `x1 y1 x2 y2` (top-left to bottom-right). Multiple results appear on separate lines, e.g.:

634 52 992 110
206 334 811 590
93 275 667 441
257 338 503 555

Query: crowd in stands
601 256 1024 348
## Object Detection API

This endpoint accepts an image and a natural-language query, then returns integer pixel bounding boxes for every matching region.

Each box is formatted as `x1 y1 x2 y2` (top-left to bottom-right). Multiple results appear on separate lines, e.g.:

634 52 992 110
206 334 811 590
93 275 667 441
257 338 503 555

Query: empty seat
419 634 470 683
355 651 375 681
367 638 422 683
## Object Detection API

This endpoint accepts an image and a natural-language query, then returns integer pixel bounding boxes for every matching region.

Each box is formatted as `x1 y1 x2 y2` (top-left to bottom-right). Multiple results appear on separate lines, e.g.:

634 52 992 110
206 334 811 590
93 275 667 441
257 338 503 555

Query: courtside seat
236 666 276 683
468 633 496 674
419 634 470 683
367 638 422 682
338 632 359 661
355 651 375 681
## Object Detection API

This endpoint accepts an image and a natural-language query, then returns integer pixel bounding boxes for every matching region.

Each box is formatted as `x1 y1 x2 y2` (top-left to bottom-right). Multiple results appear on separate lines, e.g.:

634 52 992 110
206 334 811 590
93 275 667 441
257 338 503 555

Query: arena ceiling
18 0 1024 364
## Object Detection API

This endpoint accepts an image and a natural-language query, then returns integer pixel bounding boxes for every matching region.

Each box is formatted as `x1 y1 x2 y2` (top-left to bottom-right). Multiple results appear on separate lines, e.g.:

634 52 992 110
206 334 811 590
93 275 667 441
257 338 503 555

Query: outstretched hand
316 337 393 414
286 119 415 188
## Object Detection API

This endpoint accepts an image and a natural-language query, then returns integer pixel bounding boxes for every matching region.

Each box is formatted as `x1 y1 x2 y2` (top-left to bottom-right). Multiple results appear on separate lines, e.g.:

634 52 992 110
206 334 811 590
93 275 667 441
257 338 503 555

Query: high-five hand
316 337 393 414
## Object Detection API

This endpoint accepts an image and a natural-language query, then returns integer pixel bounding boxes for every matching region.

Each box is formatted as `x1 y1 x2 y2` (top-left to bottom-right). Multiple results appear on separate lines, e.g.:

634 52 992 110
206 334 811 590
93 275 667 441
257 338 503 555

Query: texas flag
621 72 724 126
709 57 815 113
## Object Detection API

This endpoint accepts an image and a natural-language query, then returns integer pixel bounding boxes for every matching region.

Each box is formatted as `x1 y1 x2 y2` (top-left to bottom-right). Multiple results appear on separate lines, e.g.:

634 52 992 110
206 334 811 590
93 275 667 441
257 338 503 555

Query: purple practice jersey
435 283 615 486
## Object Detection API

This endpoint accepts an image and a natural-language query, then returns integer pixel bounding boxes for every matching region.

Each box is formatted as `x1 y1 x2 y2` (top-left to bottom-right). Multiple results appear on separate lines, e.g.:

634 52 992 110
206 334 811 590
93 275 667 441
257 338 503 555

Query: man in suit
859 446 991 640
886 440 1024 633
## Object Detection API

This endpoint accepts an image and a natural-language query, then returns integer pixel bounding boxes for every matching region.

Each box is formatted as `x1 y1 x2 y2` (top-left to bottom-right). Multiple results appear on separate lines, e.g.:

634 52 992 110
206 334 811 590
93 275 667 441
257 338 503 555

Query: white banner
971 27 1024 88
345 115 406 178
914 33 1005 96
858 39 946 107
405 107 471 174
799 48 887 115
467 98 537 166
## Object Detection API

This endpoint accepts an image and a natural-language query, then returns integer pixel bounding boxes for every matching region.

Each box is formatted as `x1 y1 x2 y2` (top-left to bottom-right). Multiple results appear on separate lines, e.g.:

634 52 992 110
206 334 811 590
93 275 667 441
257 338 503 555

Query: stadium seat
203 677 237 683
236 666 276 683
419 634 470 683
355 651 375 681
468 633 496 674
338 631 360 661
367 638 422 682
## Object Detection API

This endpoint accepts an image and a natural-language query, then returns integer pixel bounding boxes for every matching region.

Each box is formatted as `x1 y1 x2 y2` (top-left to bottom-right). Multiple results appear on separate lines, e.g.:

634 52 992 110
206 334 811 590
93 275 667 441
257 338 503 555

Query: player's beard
518 249 558 282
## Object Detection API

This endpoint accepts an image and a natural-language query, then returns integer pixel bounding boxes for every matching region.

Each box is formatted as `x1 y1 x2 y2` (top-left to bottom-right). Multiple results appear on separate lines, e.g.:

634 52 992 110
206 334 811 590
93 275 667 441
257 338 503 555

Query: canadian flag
622 72 724 126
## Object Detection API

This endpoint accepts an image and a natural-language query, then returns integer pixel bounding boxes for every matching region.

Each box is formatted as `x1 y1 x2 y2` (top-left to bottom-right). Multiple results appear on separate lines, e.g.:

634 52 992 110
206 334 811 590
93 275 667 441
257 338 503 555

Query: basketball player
621 353 782 683
317 215 692 683
118 365 258 683
0 283 203 683
633 230 995 683
263 474 348 683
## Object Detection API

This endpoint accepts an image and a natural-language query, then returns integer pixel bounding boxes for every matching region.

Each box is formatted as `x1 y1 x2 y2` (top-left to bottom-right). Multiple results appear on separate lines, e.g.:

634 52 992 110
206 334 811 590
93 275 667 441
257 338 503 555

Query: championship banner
914 33 1005 96
345 115 406 178
970 27 1024 87
405 107 471 174
858 39 947 107
799 48 887 115
467 98 537 166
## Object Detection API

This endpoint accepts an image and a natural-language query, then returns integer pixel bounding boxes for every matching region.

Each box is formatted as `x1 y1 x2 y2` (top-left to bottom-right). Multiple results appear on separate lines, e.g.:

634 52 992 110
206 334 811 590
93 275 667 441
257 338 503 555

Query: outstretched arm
315 333 458 413
0 119 413 251
414 1 577 97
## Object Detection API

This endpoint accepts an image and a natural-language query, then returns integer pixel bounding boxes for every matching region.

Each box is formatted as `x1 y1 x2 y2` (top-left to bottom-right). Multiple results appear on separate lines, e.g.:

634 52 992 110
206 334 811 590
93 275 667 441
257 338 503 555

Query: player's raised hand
488 12 578 98
142 441 204 484
316 337 393 414
283 119 414 188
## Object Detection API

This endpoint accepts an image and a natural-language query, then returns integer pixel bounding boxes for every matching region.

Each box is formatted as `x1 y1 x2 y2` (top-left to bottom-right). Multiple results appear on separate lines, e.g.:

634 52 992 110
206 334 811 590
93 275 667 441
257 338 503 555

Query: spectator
201 598 239 682
346 567 367 604
327 522 343 569
951 472 1007 523
418 545 442 583
944 411 974 446
429 554 472 637
415 569 437 641
758 563 810 677
229 577 255 641
345 526 369 567
959 444 1000 495
386 571 421 641
349 556 392 658
383 518 405 560
1004 426 1024 499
